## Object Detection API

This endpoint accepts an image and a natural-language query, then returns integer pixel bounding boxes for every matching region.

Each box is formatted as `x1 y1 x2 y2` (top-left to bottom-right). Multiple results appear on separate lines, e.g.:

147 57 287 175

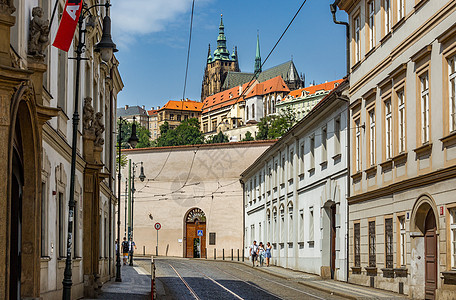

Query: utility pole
128 159 132 240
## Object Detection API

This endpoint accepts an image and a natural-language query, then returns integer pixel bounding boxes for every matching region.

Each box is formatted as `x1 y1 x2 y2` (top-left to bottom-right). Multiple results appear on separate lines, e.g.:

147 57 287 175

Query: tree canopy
242 131 254 141
117 120 152 149
256 108 297 140
155 118 204 147
206 131 229 144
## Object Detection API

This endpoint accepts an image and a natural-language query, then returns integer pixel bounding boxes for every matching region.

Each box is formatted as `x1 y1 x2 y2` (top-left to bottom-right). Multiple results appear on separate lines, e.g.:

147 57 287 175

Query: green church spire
254 32 262 74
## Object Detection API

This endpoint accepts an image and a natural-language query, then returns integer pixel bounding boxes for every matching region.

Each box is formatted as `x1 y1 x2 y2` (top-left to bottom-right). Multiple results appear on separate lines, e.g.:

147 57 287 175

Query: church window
251 104 255 119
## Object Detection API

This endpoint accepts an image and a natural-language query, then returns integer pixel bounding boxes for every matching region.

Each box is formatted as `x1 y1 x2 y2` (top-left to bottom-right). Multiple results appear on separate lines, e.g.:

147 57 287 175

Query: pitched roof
287 79 344 99
158 99 203 112
222 72 255 90
147 109 158 116
245 76 290 98
117 105 148 118
202 81 255 113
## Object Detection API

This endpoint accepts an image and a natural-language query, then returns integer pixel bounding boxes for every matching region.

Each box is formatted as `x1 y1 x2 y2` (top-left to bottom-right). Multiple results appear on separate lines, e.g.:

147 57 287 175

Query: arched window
280 204 285 242
273 207 278 243
246 106 249 120
251 104 255 119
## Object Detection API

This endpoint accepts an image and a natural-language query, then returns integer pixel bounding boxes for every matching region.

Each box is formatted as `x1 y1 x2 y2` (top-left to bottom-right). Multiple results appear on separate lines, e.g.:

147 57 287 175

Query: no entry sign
154 223 161 230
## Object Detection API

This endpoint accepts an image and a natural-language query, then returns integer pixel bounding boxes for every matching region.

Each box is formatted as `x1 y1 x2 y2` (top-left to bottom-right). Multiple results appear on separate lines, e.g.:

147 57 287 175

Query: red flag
53 0 83 52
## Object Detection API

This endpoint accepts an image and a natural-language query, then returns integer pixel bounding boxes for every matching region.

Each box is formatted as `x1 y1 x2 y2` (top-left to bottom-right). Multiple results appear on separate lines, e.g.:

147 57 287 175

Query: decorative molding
365 165 377 177
413 142 433 156
392 152 408 164
440 131 456 147
410 44 432 62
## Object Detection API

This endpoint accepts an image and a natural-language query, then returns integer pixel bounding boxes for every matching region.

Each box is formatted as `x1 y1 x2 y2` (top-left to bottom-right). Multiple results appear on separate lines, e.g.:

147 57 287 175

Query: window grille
420 74 430 143
354 223 361 267
385 218 393 268
355 119 361 171
385 100 392 159
398 91 406 153
354 15 361 63
369 110 376 165
209 232 216 245
369 221 376 267
368 1 375 49
384 0 391 33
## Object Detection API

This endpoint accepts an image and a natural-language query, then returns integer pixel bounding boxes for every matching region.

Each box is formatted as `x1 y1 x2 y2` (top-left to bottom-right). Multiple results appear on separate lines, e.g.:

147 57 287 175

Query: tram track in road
168 263 201 300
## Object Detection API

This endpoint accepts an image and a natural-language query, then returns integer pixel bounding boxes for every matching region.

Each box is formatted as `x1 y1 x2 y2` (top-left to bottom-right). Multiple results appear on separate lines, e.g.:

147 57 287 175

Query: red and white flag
52 0 83 52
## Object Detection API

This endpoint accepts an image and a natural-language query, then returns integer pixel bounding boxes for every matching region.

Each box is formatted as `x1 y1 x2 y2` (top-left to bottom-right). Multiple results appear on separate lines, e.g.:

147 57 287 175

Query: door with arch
185 208 206 258
424 210 437 300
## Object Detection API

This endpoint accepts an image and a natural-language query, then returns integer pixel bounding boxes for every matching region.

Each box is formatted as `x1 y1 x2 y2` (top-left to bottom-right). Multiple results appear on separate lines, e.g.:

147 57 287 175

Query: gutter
330 1 350 76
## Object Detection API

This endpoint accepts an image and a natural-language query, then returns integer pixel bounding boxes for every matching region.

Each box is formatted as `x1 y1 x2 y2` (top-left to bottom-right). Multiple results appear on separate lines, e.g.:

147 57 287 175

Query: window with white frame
399 215 406 266
299 209 304 243
355 119 361 171
281 154 285 184
354 15 361 63
253 177 257 201
384 0 391 33
250 224 255 245
398 91 406 153
397 0 405 20
273 207 278 242
449 55 456 132
369 109 376 165
299 142 305 174
310 135 315 170
420 74 430 143
450 208 456 269
288 203 293 242
289 149 294 178
385 100 392 159
322 127 327 162
280 205 285 240
309 207 314 242
335 117 341 154
274 160 278 188
368 0 375 50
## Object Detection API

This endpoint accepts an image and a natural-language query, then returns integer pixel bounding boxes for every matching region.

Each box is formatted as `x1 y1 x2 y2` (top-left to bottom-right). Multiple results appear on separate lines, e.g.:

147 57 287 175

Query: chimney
125 105 129 110
157 106 160 109
151 107 154 110
142 105 145 110
239 85 242 95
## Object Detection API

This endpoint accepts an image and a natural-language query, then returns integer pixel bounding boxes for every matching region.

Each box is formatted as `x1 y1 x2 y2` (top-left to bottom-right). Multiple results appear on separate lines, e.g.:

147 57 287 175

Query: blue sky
111 0 348 110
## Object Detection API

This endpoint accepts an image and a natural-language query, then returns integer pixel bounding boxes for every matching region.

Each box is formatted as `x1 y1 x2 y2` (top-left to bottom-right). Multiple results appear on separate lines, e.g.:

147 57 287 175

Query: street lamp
128 116 139 148
115 117 139 282
63 2 118 299
129 161 146 266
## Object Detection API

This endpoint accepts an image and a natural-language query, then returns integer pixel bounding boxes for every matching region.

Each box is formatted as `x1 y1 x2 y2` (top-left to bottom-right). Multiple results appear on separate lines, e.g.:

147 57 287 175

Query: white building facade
242 81 350 281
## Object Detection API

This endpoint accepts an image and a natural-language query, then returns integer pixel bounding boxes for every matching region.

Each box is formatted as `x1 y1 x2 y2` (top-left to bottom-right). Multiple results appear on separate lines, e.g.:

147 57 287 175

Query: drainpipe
240 179 245 261
330 1 350 76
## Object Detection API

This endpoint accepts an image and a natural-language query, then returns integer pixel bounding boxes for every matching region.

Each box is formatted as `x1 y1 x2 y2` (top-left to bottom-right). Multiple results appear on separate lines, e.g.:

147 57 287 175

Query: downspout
240 179 245 262
330 1 350 76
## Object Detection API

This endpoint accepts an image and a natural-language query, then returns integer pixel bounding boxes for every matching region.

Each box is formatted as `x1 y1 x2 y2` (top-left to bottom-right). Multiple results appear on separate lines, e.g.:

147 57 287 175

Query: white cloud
111 0 210 48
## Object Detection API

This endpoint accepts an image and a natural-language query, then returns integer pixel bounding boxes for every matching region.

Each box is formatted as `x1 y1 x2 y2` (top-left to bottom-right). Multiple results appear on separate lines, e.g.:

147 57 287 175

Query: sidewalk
230 259 408 299
85 264 151 299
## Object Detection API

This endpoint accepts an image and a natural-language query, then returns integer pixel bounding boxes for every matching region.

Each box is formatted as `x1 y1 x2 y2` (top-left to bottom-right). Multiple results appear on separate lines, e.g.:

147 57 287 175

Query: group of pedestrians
115 237 137 265
249 240 272 267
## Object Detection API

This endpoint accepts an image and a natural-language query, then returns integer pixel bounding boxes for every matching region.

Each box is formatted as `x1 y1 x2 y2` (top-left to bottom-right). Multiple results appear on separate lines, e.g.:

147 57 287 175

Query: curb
296 280 358 300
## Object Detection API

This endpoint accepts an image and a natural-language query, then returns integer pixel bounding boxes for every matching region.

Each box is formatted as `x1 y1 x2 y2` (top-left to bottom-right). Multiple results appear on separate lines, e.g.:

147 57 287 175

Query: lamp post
63 2 118 299
115 117 138 282
129 160 145 266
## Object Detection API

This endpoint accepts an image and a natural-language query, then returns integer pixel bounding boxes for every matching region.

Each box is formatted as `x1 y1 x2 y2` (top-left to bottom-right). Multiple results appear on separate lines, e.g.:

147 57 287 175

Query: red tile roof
202 81 255 113
245 76 290 98
158 99 203 112
287 79 344 99
147 109 158 116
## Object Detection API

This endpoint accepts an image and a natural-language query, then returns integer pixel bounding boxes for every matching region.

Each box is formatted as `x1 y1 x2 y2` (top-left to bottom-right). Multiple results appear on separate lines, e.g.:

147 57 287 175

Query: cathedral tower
201 15 240 101
254 32 262 74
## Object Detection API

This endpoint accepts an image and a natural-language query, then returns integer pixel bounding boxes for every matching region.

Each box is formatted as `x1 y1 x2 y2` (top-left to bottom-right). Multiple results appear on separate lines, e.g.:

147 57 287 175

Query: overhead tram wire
235 0 308 102
182 0 195 102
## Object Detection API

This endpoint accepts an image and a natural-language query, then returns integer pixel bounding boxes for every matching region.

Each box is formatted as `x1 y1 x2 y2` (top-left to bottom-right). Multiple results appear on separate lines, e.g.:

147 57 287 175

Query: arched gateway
184 208 206 258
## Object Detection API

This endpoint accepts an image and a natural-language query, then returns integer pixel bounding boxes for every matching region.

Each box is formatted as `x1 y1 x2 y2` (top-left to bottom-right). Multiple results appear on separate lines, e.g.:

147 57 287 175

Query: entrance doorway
424 210 437 300
330 204 336 279
184 208 206 258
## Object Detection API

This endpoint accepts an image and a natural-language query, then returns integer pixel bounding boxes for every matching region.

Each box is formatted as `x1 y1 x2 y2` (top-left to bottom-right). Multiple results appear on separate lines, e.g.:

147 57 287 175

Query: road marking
168 264 201 300
229 264 327 300
173 261 245 300
133 266 149 275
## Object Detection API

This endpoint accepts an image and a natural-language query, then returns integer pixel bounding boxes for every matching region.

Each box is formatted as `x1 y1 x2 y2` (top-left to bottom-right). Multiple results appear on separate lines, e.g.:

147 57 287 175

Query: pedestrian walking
121 237 129 265
258 242 265 267
249 241 259 267
265 242 272 267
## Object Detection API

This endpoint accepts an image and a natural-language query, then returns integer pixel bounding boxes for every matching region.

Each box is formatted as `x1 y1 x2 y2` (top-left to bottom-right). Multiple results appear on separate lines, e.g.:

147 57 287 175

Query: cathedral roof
202 81 255 113
245 76 290 98
159 99 203 112
287 79 344 99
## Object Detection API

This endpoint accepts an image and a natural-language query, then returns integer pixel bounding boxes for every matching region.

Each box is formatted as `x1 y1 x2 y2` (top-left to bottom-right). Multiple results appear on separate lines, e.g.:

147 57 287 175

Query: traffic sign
154 223 161 230
197 230 203 236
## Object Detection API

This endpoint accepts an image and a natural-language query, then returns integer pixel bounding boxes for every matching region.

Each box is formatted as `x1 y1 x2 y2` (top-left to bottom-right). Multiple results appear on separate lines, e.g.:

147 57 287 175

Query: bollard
242 249 244 262
231 249 233 260
205 248 207 259
151 256 156 300
214 248 216 260
223 249 225 260
237 249 239 261
143 246 145 256
156 246 158 256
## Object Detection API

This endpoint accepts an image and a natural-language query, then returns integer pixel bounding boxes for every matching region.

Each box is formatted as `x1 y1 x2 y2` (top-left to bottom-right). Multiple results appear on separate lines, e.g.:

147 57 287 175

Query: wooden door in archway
185 208 206 258
424 210 437 300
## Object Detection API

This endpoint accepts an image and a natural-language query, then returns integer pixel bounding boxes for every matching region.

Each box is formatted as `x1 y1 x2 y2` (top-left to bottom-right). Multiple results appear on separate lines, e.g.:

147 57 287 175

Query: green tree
242 131 254 141
115 147 128 172
117 119 152 149
206 131 229 144
256 108 297 140
155 118 204 147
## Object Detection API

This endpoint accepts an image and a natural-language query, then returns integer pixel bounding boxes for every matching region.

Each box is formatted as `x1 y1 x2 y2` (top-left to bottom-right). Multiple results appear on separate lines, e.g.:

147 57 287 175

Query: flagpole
48 0 59 30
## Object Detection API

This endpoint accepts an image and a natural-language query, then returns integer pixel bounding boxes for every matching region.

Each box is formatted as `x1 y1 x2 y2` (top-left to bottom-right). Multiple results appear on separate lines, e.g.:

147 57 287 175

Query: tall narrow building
201 15 240 101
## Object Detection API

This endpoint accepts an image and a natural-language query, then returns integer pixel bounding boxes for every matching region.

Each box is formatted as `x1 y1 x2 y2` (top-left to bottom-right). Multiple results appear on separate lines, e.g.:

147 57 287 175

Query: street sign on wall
197 230 203 236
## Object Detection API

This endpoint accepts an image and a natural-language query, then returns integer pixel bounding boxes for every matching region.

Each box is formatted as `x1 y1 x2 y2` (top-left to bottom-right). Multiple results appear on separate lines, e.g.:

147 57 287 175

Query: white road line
229 264 327 300
174 261 245 300
133 266 149 275
168 264 201 300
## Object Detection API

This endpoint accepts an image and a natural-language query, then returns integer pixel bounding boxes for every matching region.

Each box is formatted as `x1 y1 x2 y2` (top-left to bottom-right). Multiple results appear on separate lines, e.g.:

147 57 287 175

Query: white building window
369 110 376 165
322 127 327 162
450 208 456 269
299 142 305 175
250 224 255 245
385 100 392 159
420 74 430 143
449 55 456 132
289 149 294 178
335 117 341 155
288 203 293 242
399 215 406 266
384 0 391 33
354 15 361 63
368 0 375 50
309 207 314 242
397 0 405 20
310 135 315 170
281 154 285 184
280 205 285 241
299 209 304 243
398 91 406 153
355 119 361 172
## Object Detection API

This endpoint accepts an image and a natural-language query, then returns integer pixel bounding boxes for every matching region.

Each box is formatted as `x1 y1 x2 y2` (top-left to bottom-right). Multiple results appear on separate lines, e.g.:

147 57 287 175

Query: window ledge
41 256 51 262
320 160 328 168
414 0 429 11
380 31 392 45
308 167 315 173
365 47 375 59
307 240 315 248
392 152 408 164
413 142 432 156
442 270 456 285
351 171 362 181
440 131 456 147
394 268 408 278
380 159 393 170
351 61 361 72
351 266 362 274
332 153 342 161
365 165 377 176
392 17 406 32
381 268 395 278
365 266 377 276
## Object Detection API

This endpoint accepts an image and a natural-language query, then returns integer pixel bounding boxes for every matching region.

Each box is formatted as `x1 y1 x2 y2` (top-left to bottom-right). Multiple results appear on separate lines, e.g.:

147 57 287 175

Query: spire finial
254 31 262 74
